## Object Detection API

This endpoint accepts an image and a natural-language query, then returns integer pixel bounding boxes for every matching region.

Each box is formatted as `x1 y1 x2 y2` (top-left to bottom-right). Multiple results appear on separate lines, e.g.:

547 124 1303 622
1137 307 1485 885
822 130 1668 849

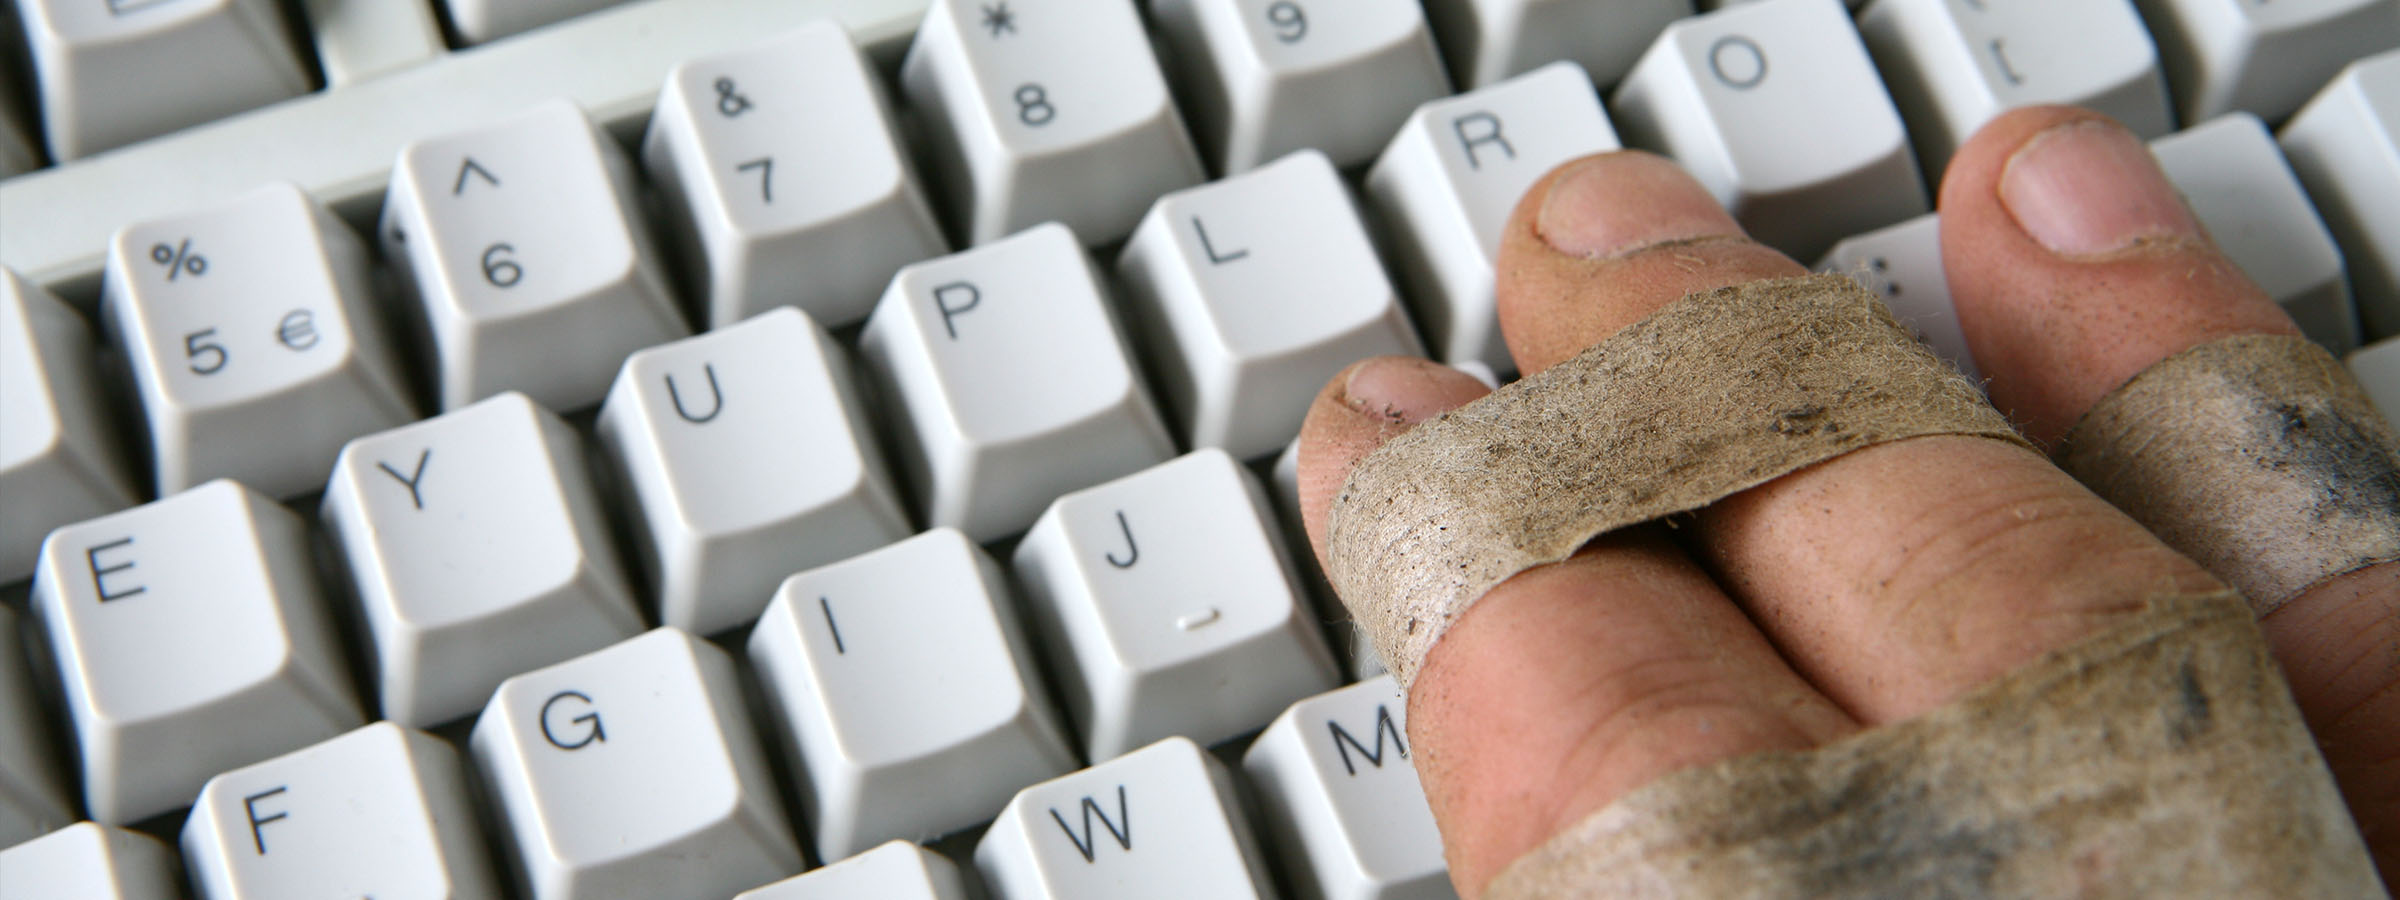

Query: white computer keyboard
2 1 2398 898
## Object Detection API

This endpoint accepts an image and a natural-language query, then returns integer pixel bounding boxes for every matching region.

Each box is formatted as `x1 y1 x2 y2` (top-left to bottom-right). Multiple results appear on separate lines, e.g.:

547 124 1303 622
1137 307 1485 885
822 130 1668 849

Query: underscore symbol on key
150 239 207 280
714 78 753 117
1175 608 1220 631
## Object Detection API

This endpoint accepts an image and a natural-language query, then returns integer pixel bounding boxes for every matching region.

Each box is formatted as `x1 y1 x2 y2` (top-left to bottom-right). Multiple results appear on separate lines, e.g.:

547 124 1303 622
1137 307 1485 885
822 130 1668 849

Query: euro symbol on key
276 310 319 351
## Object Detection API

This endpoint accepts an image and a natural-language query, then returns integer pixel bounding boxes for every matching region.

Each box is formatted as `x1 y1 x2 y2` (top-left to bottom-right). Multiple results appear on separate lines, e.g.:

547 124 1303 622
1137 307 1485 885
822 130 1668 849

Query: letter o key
540 690 606 750
1709 35 1768 90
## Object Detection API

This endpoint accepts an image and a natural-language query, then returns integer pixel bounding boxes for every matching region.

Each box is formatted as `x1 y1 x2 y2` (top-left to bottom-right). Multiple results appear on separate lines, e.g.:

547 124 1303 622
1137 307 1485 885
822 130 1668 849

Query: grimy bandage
1326 274 2027 687
1324 275 2383 896
2060 334 2400 614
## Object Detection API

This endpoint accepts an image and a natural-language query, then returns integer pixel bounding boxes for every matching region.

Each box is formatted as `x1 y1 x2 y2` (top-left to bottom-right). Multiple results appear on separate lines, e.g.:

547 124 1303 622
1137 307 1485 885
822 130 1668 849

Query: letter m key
1328 704 1407 776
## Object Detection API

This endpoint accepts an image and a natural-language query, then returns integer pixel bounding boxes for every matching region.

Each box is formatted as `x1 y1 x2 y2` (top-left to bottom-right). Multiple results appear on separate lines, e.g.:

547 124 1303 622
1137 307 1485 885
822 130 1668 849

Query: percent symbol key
103 183 416 499
149 238 207 280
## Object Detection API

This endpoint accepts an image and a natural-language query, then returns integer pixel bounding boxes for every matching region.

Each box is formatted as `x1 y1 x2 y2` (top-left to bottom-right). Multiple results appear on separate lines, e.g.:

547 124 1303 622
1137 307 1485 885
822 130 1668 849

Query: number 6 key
102 182 416 499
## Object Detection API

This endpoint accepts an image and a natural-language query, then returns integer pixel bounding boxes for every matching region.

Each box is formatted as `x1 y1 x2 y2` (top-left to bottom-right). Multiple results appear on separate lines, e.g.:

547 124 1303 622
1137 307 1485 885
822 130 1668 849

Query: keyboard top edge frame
0 0 933 300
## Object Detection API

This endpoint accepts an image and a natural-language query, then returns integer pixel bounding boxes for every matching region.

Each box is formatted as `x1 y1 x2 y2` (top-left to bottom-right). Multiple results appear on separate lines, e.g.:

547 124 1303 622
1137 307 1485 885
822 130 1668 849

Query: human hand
1294 105 2397 896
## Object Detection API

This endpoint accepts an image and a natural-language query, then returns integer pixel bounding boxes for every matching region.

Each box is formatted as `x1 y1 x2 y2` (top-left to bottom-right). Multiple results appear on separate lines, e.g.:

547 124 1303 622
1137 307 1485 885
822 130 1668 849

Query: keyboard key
899 0 1205 245
14 0 311 160
2281 49 2400 340
858 223 1174 541
643 22 948 329
737 840 974 900
1613 0 1927 262
442 0 626 45
102 182 415 499
471 628 802 900
1243 675 1451 900
380 99 687 412
2349 336 2400 422
1814 213 1982 383
0 605 76 847
2 267 135 583
1365 61 1620 374
597 308 910 637
182 722 503 900
30 479 362 824
321 392 644 728
2153 113 2361 353
1421 0 1691 89
976 736 1277 900
292 0 445 87
1014 449 1340 760
747 528 1077 862
2136 0 2400 123
1117 150 1425 459
1859 0 2175 177
1150 0 1451 172
0 822 181 900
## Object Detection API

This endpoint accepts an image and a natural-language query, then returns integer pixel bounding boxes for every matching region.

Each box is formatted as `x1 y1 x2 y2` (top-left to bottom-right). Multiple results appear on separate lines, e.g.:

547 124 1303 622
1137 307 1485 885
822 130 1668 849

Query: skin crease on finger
1940 104 2399 880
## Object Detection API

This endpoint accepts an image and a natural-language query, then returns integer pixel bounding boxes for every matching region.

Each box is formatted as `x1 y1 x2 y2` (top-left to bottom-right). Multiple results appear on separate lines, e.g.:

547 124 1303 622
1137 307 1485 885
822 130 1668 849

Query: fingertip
1296 356 1492 570
1938 106 2298 446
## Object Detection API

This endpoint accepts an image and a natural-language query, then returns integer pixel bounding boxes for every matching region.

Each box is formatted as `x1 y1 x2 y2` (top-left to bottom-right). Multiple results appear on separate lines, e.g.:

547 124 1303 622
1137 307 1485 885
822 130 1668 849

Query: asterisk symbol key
981 2 1017 38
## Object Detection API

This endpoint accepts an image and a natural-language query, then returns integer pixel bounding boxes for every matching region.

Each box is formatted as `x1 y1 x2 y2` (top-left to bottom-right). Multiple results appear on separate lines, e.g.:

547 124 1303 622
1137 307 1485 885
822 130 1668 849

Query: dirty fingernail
1342 356 1491 425
1537 152 1746 259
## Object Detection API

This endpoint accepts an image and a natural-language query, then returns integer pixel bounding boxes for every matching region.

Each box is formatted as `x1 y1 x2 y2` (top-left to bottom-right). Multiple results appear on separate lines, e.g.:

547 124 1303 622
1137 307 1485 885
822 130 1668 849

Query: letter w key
1048 785 1132 862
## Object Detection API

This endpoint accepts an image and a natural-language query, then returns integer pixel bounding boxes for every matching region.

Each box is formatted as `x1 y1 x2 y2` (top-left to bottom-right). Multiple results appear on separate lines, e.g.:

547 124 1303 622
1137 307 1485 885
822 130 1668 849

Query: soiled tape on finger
1485 590 2383 899
2060 334 2400 614
1325 274 2028 687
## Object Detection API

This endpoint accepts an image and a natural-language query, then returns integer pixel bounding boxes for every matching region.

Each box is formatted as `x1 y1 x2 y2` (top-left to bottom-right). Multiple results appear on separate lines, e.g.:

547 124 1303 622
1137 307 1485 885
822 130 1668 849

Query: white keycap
442 0 625 45
1244 676 1450 900
1150 0 1450 172
2281 50 2400 340
858 223 1174 541
29 479 361 824
14 0 311 160
2348 336 2400 421
0 822 181 900
321 392 644 728
1859 0 2175 178
1612 0 1927 262
103 182 415 499
380 99 687 412
1814 213 1982 383
2154 114 2361 353
977 736 1277 900
1 267 135 583
1014 449 1340 760
1421 0 1691 89
1365 61 1621 374
471 628 802 900
293 0 445 87
643 22 949 329
1117 151 1424 459
748 528 1077 862
0 605 76 847
900 0 1205 245
182 723 502 900
737 840 974 900
1269 438 1385 680
598 308 909 637
2136 0 2400 123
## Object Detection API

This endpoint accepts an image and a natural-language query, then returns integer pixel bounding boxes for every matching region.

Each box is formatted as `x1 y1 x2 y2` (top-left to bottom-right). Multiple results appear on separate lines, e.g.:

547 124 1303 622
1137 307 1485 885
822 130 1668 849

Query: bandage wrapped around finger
1325 275 2390 896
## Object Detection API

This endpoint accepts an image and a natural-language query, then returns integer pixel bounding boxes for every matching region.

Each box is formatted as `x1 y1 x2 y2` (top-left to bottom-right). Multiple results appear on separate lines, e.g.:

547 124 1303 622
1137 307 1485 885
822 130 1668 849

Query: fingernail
1537 153 1744 258
1342 356 1490 425
2001 118 2202 256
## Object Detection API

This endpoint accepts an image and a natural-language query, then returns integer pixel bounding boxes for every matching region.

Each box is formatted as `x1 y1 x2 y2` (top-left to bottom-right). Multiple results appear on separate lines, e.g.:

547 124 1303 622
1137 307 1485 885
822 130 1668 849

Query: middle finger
1495 151 2221 723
